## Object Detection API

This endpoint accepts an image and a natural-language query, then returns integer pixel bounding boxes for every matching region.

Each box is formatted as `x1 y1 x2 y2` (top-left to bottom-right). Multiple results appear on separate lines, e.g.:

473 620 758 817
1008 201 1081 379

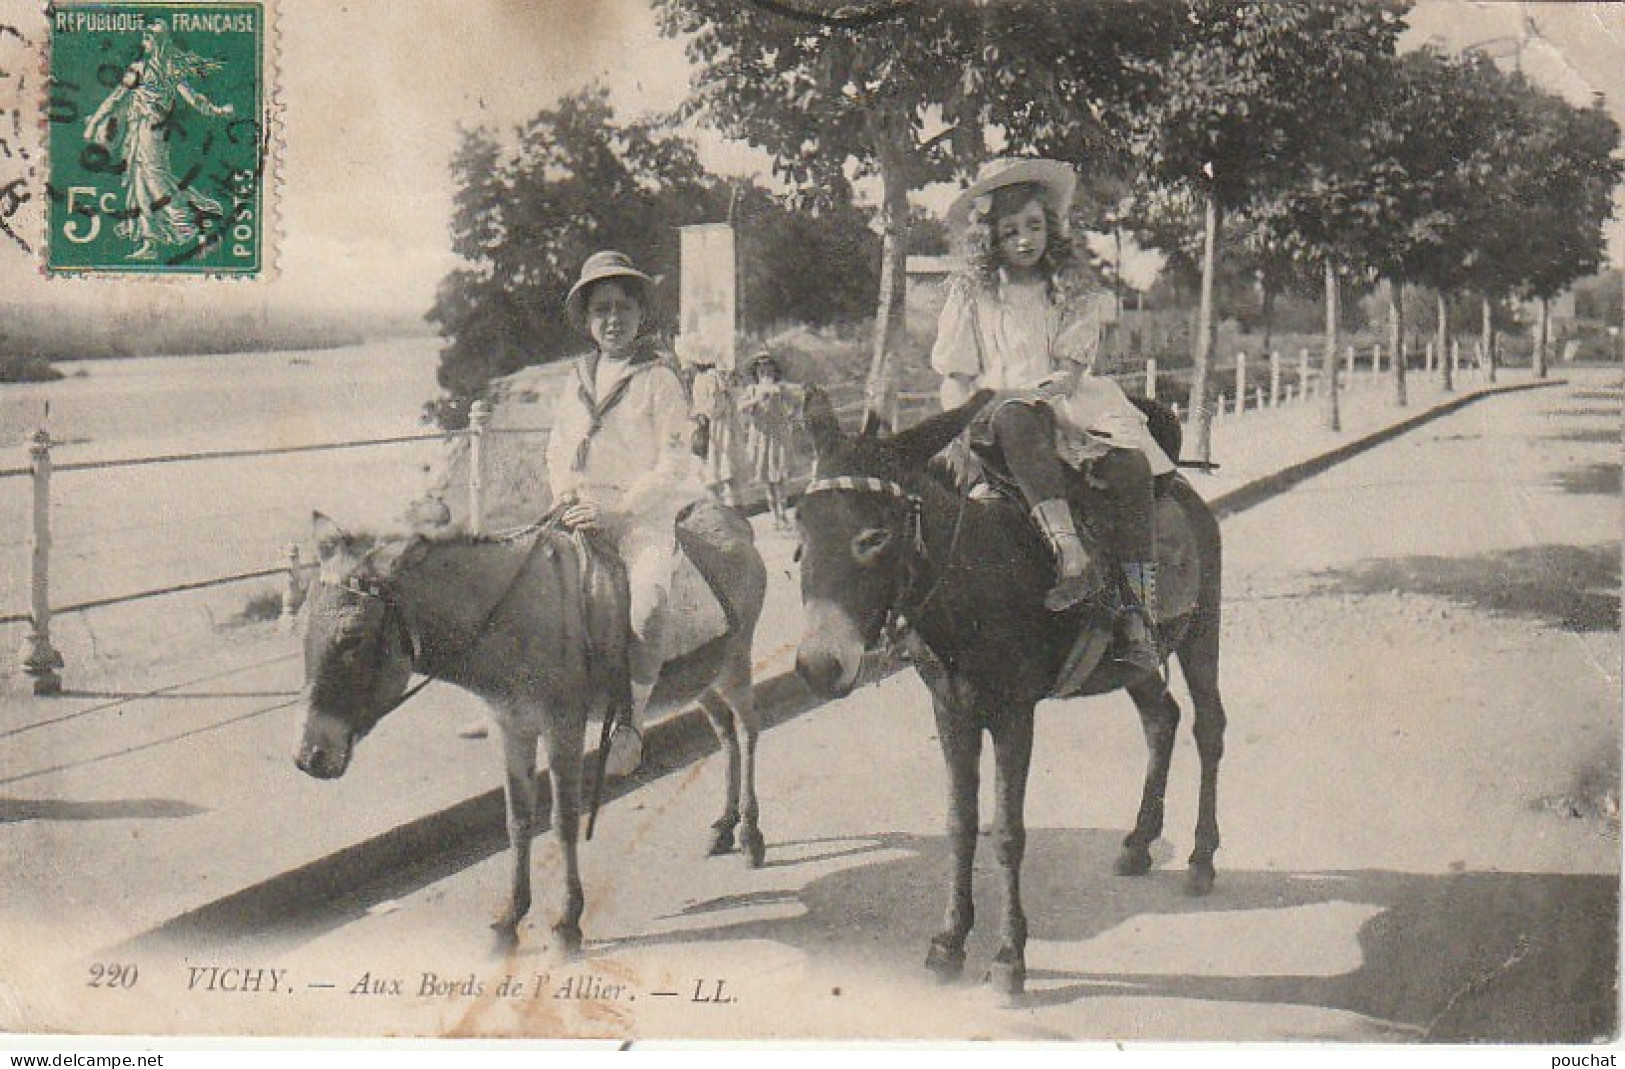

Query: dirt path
77 373 1616 1043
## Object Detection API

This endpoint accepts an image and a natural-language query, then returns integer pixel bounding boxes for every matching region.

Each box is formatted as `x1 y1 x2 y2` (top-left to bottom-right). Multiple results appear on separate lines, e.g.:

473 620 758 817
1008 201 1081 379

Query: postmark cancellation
45 1 266 275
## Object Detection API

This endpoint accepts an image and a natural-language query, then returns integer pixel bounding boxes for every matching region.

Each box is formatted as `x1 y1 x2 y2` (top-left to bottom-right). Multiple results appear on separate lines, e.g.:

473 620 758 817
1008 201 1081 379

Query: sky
1 0 1622 329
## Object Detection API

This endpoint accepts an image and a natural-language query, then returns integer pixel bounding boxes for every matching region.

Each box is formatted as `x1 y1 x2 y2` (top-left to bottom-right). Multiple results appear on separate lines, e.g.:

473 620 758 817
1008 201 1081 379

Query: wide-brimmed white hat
945 157 1076 236
564 250 655 332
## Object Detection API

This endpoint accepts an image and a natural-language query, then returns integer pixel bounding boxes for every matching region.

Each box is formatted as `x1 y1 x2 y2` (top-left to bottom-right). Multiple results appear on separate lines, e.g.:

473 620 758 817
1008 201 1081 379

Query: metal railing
6 344 1488 694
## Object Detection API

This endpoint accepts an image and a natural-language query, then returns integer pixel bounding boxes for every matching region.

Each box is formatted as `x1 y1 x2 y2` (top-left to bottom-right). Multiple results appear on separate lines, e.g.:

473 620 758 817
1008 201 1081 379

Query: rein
325 521 553 723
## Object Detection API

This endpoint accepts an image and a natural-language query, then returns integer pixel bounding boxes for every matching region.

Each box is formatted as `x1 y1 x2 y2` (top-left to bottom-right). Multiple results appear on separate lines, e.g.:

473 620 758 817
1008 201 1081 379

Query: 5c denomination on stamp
47 2 263 274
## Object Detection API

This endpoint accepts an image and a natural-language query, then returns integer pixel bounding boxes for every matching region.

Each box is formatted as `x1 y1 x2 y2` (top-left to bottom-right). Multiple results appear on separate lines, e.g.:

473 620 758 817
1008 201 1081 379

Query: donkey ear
886 389 996 467
312 511 354 565
802 385 845 459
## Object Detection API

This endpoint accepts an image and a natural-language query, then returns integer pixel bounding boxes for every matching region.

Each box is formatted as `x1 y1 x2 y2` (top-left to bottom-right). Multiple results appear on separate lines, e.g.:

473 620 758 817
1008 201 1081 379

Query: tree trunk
1387 273 1407 407
1480 294 1497 384
1535 296 1550 379
1322 257 1341 432
1261 284 1277 363
863 137 910 433
1186 190 1220 463
1437 290 1453 393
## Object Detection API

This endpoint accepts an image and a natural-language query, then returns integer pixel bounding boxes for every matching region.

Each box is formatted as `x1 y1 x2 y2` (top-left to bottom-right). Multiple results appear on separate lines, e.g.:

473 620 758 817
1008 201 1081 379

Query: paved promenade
0 364 1584 985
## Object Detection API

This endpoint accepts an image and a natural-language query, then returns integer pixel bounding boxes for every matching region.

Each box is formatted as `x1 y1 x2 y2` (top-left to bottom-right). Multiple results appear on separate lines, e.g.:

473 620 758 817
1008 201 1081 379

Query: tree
426 87 726 426
655 0 1184 426
1498 91 1621 378
1116 0 1409 459
425 87 887 427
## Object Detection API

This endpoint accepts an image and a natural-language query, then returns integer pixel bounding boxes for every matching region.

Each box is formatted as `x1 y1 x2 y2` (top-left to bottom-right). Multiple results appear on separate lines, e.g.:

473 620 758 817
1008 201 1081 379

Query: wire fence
3 339 1483 691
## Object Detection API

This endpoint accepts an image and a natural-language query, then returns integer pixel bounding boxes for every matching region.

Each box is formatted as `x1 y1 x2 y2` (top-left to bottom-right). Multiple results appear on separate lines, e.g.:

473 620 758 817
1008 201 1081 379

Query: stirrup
1115 609 1162 675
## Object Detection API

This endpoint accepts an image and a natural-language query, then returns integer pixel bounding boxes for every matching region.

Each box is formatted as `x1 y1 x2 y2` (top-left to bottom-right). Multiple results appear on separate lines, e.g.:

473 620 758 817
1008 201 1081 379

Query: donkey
793 388 1226 997
295 500 767 954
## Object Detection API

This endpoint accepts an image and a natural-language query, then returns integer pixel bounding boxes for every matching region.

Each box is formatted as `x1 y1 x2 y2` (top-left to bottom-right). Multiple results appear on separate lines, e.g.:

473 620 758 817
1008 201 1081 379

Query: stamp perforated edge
27 0 282 281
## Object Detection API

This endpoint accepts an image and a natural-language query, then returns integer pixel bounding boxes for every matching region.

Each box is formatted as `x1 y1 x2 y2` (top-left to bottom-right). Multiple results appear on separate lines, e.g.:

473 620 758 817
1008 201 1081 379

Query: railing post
1145 357 1158 401
1254 386 1264 413
467 399 492 537
280 543 304 632
1425 341 1435 374
1345 344 1356 384
1269 350 1281 407
1235 352 1247 414
1299 347 1311 400
1451 338 1461 379
1373 343 1384 379
20 428 63 696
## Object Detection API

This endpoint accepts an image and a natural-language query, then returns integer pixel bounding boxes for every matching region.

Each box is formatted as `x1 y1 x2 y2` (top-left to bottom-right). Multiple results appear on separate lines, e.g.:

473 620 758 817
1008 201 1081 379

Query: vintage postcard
0 0 1618 1056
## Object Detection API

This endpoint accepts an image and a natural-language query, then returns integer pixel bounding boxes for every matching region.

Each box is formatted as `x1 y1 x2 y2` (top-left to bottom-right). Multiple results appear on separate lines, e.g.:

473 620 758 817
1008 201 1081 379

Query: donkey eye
851 527 893 563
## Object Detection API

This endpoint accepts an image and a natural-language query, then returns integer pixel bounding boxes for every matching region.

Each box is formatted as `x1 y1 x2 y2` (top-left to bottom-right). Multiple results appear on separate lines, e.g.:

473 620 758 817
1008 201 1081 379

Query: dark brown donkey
793 389 1226 998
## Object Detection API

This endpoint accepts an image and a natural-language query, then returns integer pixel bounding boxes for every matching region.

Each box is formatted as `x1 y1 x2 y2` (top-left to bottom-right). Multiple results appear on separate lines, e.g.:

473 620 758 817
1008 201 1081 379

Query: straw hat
564 250 654 332
945 158 1076 236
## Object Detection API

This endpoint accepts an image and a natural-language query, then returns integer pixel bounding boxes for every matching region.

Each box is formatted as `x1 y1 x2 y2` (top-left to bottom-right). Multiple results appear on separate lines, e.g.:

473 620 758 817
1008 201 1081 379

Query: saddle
947 396 1199 699
568 499 738 667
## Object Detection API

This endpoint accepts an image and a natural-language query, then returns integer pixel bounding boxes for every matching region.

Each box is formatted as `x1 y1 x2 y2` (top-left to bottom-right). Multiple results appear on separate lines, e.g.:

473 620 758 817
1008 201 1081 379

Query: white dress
930 277 1174 475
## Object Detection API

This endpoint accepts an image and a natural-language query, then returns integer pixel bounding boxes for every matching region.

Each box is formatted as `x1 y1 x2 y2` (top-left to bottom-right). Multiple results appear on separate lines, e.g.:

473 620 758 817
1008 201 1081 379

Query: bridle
316 522 551 724
800 473 970 649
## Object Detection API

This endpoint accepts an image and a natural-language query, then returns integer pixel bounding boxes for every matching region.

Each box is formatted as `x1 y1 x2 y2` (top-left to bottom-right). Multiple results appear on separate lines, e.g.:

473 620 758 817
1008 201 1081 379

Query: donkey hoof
1186 862 1216 897
1115 844 1154 877
706 822 737 857
925 938 966 983
489 919 520 953
550 921 584 958
986 957 1026 999
740 826 766 869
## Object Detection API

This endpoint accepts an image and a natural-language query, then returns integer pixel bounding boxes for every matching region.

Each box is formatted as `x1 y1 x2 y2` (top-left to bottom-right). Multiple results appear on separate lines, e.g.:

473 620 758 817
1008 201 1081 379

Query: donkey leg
926 697 981 983
986 709 1034 999
723 645 765 869
541 708 588 956
1178 621 1227 897
491 725 541 949
698 691 741 857
1117 676 1181 878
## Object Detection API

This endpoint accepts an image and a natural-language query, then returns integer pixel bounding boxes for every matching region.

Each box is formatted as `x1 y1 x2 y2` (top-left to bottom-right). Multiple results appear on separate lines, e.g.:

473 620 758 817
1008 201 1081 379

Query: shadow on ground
0 796 206 822
1308 543 1620 633
595 827 1616 1043
1554 462 1623 498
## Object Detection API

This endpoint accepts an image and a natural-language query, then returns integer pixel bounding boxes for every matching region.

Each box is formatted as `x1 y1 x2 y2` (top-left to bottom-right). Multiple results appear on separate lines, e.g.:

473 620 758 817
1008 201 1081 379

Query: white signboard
677 223 737 371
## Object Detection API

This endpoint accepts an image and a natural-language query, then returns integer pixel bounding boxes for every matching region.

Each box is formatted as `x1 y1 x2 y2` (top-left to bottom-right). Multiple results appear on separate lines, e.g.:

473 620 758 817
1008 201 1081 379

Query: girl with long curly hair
930 158 1173 675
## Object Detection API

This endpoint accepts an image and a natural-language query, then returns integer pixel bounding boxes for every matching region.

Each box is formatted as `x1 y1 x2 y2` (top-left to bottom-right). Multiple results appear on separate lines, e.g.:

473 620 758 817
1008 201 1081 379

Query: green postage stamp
47 2 264 274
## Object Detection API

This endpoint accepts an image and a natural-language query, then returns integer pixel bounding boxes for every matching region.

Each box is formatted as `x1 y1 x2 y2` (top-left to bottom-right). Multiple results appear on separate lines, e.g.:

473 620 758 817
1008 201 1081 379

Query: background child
739 350 801 531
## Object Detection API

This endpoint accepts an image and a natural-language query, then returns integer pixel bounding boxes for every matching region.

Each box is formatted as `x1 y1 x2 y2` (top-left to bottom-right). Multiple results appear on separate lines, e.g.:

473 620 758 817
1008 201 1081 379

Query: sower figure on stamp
547 251 709 777
82 19 234 261
932 158 1174 675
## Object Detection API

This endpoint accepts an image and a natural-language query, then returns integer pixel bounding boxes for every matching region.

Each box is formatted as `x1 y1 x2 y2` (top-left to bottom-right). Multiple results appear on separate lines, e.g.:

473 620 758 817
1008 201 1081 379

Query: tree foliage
425 86 881 427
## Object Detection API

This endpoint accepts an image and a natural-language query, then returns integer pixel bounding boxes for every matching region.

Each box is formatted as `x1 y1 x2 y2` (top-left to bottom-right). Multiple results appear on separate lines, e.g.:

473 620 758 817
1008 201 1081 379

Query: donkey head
793 388 992 697
295 512 423 780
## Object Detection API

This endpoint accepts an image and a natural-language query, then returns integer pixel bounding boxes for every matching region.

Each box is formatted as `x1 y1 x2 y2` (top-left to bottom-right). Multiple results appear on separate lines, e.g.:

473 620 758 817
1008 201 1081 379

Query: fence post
1269 351 1281 407
1145 357 1158 401
1299 347 1312 400
1373 343 1384 378
20 428 63 696
1235 352 1247 414
467 399 492 537
1451 338 1461 379
1425 341 1435 374
1345 344 1356 384
280 543 304 633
